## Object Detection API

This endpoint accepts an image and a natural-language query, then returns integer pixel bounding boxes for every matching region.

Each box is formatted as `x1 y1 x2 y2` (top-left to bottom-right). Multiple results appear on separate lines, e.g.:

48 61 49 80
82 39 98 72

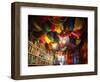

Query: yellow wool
45 35 51 44
55 24 62 34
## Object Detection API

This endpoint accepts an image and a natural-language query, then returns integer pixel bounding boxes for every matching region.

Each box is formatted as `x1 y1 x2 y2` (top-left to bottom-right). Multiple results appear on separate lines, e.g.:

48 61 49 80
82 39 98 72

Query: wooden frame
11 2 98 80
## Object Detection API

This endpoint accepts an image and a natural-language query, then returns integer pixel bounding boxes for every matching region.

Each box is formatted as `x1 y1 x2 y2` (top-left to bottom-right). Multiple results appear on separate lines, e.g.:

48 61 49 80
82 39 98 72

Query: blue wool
73 49 77 64
68 18 75 31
